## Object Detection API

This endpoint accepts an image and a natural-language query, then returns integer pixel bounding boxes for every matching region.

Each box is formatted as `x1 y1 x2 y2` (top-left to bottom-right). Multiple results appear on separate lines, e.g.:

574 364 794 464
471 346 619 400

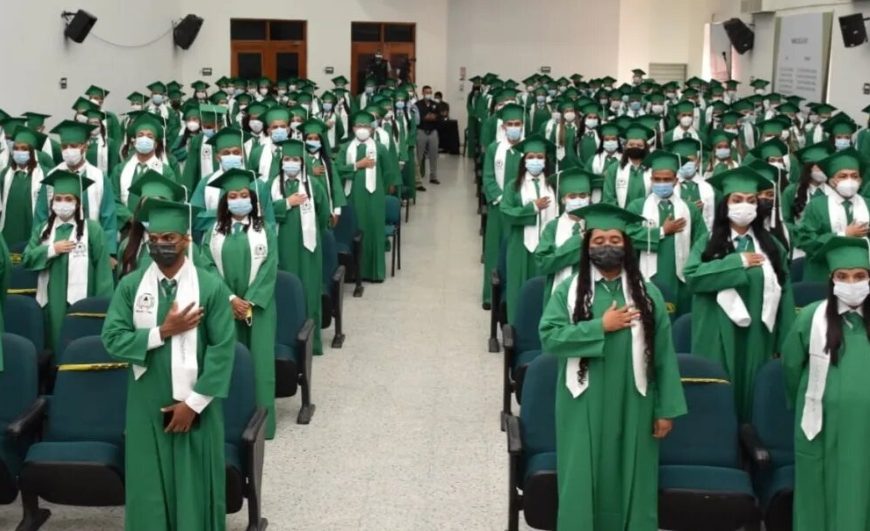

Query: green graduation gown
539 276 687 531
533 214 582 309
101 264 235 531
793 194 865 282
578 129 599 164
110 157 180 230
783 302 870 531
683 233 795 419
305 150 347 216
202 221 278 438
22 219 114 350
0 165 42 248
273 175 330 355
0 235 10 370
602 162 649 208
481 140 522 305
86 136 122 176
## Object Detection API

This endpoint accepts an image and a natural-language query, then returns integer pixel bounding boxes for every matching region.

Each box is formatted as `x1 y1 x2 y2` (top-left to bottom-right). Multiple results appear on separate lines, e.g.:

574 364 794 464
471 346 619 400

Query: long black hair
215 189 264 235
308 133 335 184
513 156 553 191
701 196 787 285
793 162 817 220
620 142 648 169
824 278 870 364
120 134 166 161
41 197 85 242
571 234 657 384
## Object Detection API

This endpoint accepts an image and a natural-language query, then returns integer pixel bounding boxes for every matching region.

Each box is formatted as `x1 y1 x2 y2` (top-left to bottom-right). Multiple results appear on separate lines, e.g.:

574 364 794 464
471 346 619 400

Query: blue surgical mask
228 197 253 217
151 94 164 105
134 136 155 155
547 89 556 97
564 197 590 212
322 102 334 112
536 95 546 103
505 126 522 142
306 140 322 152
271 127 289 143
602 140 619 153
365 86 374 94
835 138 851 151
202 128 216 139
652 182 674 198
12 150 31 166
396 101 406 109
678 161 697 178
526 159 545 176
715 147 731 160
629 101 641 111
283 160 302 176
220 154 243 171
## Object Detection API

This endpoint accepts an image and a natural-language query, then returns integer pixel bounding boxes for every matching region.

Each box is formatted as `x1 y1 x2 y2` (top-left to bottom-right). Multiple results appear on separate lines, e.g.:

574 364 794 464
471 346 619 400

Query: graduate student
703 128 741 178
302 119 346 222
202 169 277 438
500 134 558 322
683 167 794 419
101 198 235 531
602 123 654 208
83 105 122 176
539 203 686 531
781 143 835 254
583 122 621 204
23 171 113 350
668 138 717 232
178 104 223 193
783 236 870 531
336 111 398 282
0 126 50 248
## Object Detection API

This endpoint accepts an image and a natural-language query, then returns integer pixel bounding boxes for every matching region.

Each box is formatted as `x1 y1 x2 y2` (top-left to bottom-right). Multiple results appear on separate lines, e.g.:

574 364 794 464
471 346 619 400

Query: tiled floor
0 154 517 530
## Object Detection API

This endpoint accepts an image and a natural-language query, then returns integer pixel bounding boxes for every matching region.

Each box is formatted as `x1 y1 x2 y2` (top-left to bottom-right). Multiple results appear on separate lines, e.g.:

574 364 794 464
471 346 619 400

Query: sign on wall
773 12 833 103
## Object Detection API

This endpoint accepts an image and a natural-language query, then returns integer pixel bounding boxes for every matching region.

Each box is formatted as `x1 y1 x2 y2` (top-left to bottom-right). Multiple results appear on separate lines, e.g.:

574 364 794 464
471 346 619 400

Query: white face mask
62 147 83 167
727 202 757 227
354 128 371 142
187 121 201 132
834 280 870 308
562 112 576 122
52 201 77 221
810 168 827 183
836 178 860 198
585 118 598 129
679 115 694 128
564 197 590 212
249 119 264 134
651 104 664 114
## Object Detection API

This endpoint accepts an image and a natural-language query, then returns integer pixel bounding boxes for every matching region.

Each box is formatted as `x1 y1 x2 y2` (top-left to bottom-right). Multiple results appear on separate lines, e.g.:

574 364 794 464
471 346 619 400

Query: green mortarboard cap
708 129 737 146
0 109 9 122
746 160 778 188
12 126 47 149
497 103 525 122
258 77 271 87
470 75 482 83
751 138 788 159
707 166 769 195
725 80 740 89
191 81 210 91
514 134 555 156
618 83 633 94
665 138 702 158
261 104 290 125
0 118 27 137
235 93 253 106
646 92 665 104
785 95 804 105
207 168 258 193
494 88 519 103
275 138 304 157
216 76 230 86
795 143 834 164
72 97 98 114
599 123 621 137
818 148 862 176
139 198 197 234
571 203 645 232
42 169 94 198
731 98 754 113
198 104 225 124
863 104 870 114
351 111 375 126
776 102 800 114
557 168 592 197
623 122 655 142
765 92 782 101
85 85 109 98
756 118 786 135
579 103 602 116
166 81 182 93
750 79 769 89
685 76 704 86
168 89 184 101
708 100 729 114
634 115 660 131
147 81 167 94
127 170 187 202
331 75 349 86
710 84 725 95
210 91 229 104
246 102 269 118
613 116 633 132
131 113 164 140
182 103 201 120
321 90 337 102
812 103 836 115
127 92 147 104
206 127 246 151
632 68 646 76
288 105 308 119
84 107 105 121
301 118 328 137
600 76 616 86
673 100 695 115
570 73 583 81
823 113 858 136
23 112 50 129
557 100 576 113
50 120 95 144
817 236 870 272
643 150 680 173
720 111 742 125
364 104 382 118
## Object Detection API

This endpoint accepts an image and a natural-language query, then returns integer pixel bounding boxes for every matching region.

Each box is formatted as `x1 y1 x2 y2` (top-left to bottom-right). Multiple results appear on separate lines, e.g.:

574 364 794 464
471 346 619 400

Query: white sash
520 174 557 252
828 194 870 235
94 138 109 174
615 163 651 209
0 165 44 230
552 215 583 292
675 179 715 232
271 175 317 251
565 272 648 398
120 156 164 205
345 138 377 194
671 127 699 142
36 219 89 307
639 195 691 282
200 141 214 179
801 301 830 440
48 164 104 222
203 169 226 211
132 260 200 401
495 118 506 143
493 141 511 192
209 219 269 286
257 141 275 182
715 231 782 331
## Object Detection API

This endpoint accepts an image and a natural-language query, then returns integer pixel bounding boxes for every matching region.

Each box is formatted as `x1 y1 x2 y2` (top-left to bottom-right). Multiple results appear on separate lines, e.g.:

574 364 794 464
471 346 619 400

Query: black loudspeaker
63 10 97 43
174 14 204 50
839 14 868 48
723 17 755 55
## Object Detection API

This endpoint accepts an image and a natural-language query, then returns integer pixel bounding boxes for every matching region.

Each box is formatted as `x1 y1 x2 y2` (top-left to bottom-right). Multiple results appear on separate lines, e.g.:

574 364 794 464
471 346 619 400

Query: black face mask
624 147 647 160
757 198 774 219
589 245 625 270
149 242 182 268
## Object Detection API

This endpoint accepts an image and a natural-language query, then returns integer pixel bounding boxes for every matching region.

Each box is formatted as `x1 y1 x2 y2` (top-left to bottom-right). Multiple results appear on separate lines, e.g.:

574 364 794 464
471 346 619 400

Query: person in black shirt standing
435 92 450 119
416 85 442 185
365 50 391 90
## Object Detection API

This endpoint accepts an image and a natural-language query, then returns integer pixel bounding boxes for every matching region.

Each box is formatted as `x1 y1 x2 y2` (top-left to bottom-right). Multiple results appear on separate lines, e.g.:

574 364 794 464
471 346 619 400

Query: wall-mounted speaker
174 14 204 50
723 18 754 55
839 14 868 48
63 10 98 43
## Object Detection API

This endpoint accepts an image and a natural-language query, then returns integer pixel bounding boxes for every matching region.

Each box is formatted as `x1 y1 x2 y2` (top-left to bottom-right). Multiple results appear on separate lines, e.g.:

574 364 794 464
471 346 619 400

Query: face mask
220 154 243 171
394 101 405 110
526 159 545 176
365 86 374 94
599 98 608 106
714 147 731 160
354 128 371 142
62 148 83 166
536 95 546 103
810 168 827 183
629 101 641 111
679 160 698 178
149 242 181 268
679 115 694 128
323 102 335 112
836 178 860 198
12 150 31 166
259 88 269 96
551 112 561 121
271 127 289 143
130 103 143 112
505 126 522 142
724 127 739 135
134 136 155 154
757 198 774 219
755 88 765 95
727 202 757 227
424 94 433 100
187 121 201 132
835 138 851 151
780 130 790 141
564 197 590 212
152 94 164 105
834 280 870 308
52 201 77 221
589 245 625 270
652 182 674 198
651 104 664 114
621 95 630 103
277 89 287 96
563 112 577 122
278 160 301 177
548 89 557 97
234 88 244 96
249 119 264 134
602 140 619 153
228 197 253 217
625 146 647 160
306 140 322 152
810 114 821 124
202 127 215 139
195 91 207 99
585 118 598 129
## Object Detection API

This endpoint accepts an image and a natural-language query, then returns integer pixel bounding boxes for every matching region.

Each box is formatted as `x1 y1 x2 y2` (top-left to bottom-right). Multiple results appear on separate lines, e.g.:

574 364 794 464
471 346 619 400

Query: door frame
349 22 416 94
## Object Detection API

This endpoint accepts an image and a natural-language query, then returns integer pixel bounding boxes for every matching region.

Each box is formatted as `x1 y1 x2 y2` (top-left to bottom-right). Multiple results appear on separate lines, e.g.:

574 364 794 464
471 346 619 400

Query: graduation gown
793 194 868 282
783 302 870 531
190 172 276 239
304 151 347 216
336 140 398 282
0 235 10 371
273 176 330 355
178 133 212 194
86 136 122 176
110 157 180 230
481 141 522 305
0 165 44 247
533 215 582 308
202 221 278 438
22 219 114 350
539 276 687 531
683 233 795 419
101 264 235 531
602 162 650 209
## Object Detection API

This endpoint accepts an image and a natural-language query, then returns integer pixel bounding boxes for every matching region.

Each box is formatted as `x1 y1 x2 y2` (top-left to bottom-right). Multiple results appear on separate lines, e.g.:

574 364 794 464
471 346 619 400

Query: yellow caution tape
57 362 129 372
681 377 731 384
8 288 37 295
67 312 107 319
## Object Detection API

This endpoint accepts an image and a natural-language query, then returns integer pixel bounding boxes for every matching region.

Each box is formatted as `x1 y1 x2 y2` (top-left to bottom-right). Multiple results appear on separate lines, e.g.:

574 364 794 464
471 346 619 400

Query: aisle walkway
0 154 512 531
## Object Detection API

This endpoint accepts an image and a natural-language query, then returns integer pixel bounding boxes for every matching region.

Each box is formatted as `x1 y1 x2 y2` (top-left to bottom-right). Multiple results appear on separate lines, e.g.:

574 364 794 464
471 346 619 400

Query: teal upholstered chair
320 230 346 348
501 275 545 423
274 271 315 424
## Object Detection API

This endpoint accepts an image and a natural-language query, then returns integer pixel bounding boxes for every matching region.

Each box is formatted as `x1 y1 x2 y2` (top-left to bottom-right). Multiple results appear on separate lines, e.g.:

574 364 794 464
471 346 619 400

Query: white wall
0 0 182 128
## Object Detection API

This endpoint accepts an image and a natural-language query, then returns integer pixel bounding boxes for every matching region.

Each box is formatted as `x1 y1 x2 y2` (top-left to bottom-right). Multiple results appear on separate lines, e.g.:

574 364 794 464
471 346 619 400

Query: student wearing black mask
602 123 654 208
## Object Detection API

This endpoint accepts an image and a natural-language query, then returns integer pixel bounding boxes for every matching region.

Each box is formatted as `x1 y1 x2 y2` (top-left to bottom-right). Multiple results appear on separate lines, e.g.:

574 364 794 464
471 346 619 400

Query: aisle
0 154 510 531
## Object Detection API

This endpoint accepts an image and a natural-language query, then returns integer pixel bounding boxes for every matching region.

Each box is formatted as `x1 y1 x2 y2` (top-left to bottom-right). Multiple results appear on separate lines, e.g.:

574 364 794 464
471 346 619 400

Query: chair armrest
332 264 346 285
491 268 501 288
297 318 315 345
502 324 515 351
352 231 363 245
6 396 48 438
505 415 522 455
242 406 268 446
739 423 771 468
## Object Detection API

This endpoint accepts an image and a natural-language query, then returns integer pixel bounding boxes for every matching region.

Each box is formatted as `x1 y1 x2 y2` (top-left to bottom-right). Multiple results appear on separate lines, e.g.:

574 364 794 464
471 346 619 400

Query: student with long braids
783 236 870 531
539 203 686 531
683 167 795 419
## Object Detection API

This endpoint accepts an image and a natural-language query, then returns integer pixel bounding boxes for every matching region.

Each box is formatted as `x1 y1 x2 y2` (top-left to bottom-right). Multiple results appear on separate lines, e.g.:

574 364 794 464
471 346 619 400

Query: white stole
828 194 870 235
203 169 226 211
0 165 44 230
36 219 89 307
715 230 782 331
675 179 715 231
493 141 511 192
271 174 317 251
132 260 200 402
200 140 215 179
48 164 104 222
552 215 583 292
639 194 692 282
519 174 557 252
800 301 832 440
345 138 377 194
209 219 269 286
120 156 164 205
615 163 651 209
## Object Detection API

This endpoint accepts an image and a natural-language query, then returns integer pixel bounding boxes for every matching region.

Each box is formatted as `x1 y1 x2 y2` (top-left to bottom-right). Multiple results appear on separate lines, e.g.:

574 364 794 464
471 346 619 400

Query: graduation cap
569 203 645 232
274 138 305 157
0 117 27 138
215 76 230 87
661 81 680 92
138 198 199 235
816 236 870 272
599 122 621 138
623 122 655 142
666 138 703 159
810 103 837 116
755 118 786 136
578 103 602 116
0 108 10 122
207 167 258 193
198 104 226 125
634 115 661 132
599 76 616 87
11 126 47 150
50 120 95 144
127 92 147 105
570 73 583 82
494 88 520 103
263 106 291 125
22 112 50 130
863 104 870 115
258 76 272 87
707 129 737 147
775 102 800 115
209 92 229 105
731 98 755 113
128 170 188 202
42 169 95 199
71 97 99 114
785 95 804 106
301 118 328 137
206 127 247 151
556 168 593 197
612 115 634 133
746 160 779 189
191 80 210 91
749 79 769 89
823 113 858 136
351 110 375 126
130 113 165 140
147 81 167 94
632 68 646 77
497 103 525 122
84 85 110 99
725 80 740 90
707 166 769 195
672 100 695 114
817 148 862 176
246 102 270 119
750 138 788 159
329 75 348 87
794 143 834 165
166 81 183 93
685 76 704 87
514 134 555 157
719 111 742 127
644 150 680 173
